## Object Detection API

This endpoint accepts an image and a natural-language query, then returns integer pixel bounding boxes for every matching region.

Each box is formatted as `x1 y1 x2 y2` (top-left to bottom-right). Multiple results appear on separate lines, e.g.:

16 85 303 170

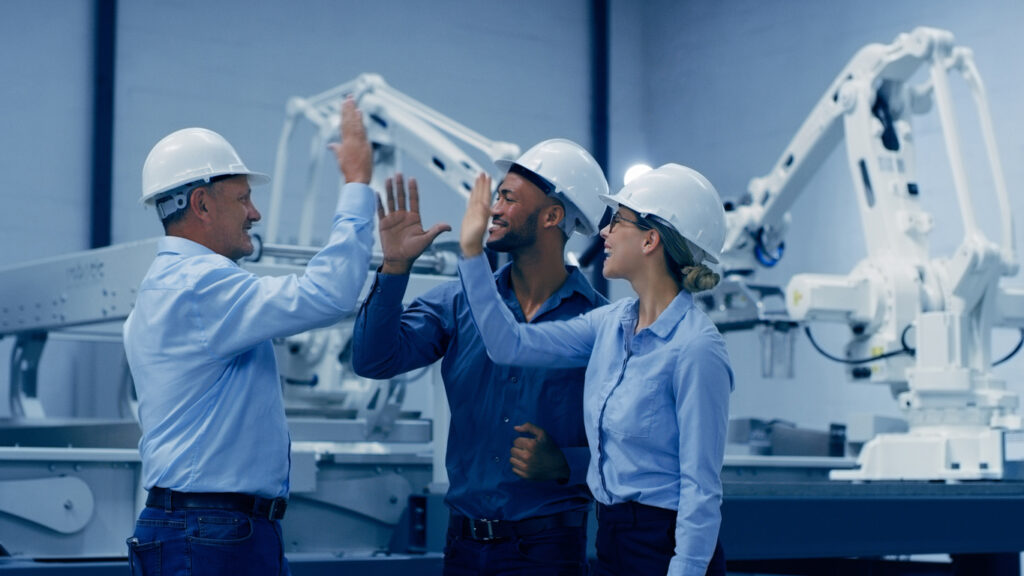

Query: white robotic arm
265 73 520 246
723 27 1023 480
256 75 519 438
723 28 1014 276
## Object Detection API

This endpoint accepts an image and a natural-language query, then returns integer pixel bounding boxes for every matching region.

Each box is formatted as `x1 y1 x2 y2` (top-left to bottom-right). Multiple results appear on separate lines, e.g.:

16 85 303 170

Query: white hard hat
495 138 609 237
600 163 726 264
141 127 270 205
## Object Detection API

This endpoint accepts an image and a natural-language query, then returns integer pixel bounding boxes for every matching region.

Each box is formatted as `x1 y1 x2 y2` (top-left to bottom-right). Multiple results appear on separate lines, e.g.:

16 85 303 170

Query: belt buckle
469 518 499 541
268 498 287 520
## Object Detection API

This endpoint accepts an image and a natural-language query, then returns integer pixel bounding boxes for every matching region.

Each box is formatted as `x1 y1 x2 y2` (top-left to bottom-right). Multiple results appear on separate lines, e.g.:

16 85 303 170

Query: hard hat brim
598 193 620 210
245 171 272 187
140 171 271 205
598 193 719 263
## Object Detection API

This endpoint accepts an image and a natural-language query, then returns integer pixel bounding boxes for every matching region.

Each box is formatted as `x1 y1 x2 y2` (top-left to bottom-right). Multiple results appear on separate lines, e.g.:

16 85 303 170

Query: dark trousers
595 502 725 576
126 506 290 576
443 516 588 576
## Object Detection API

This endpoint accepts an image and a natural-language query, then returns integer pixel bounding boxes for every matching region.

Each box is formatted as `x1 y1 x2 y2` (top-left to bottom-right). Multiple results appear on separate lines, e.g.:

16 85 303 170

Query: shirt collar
157 236 221 259
494 261 602 307
626 290 696 340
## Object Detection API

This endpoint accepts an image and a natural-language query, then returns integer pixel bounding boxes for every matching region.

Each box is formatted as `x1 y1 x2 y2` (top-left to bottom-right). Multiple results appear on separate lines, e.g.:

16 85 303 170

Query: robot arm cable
804 325 914 365
805 324 1024 368
992 329 1024 367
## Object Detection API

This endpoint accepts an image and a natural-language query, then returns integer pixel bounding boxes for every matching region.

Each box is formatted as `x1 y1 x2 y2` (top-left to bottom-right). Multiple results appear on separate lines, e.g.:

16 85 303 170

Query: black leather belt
146 487 287 520
449 510 587 542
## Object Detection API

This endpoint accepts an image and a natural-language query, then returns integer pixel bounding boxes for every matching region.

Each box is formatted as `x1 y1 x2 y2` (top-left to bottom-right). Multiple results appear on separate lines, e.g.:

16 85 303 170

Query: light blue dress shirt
458 253 733 576
124 183 375 499
352 261 605 521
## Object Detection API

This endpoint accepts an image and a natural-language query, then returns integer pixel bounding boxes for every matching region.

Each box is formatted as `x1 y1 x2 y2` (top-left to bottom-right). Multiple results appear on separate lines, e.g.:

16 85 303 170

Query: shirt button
502 416 510 423
493 456 500 463
510 376 518 383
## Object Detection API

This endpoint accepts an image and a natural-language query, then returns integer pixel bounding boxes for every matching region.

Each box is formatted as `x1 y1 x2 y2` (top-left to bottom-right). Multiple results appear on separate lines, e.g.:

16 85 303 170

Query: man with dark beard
352 140 608 576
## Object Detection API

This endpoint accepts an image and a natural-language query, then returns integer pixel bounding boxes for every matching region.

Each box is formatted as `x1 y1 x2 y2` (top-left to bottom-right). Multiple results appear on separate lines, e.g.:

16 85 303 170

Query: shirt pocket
602 378 661 438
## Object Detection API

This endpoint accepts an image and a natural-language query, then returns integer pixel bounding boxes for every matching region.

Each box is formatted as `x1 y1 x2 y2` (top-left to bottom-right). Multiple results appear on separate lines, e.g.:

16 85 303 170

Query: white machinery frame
721 27 1024 481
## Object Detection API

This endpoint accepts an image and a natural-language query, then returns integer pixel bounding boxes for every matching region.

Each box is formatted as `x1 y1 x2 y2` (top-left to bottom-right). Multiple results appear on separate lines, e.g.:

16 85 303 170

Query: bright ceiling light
623 163 653 186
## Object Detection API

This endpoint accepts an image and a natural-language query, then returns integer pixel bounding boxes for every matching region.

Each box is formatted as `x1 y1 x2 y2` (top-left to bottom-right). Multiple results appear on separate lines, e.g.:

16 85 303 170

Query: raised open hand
460 172 492 258
332 97 372 184
377 173 452 275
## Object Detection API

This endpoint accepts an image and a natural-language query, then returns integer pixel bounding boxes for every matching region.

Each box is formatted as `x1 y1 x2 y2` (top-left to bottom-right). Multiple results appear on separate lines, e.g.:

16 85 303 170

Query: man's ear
543 204 564 230
189 186 211 221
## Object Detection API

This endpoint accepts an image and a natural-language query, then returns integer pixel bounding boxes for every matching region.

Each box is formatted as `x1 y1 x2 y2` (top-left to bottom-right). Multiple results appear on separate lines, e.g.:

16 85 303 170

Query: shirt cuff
668 555 709 576
335 182 376 218
457 251 490 274
367 271 411 304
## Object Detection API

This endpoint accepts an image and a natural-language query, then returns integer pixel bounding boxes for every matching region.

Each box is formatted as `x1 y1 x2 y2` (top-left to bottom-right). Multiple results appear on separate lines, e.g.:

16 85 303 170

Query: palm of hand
460 173 493 252
380 210 434 261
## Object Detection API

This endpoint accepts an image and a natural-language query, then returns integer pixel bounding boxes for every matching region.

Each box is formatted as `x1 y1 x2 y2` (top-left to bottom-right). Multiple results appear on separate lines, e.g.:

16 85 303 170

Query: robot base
830 427 1024 481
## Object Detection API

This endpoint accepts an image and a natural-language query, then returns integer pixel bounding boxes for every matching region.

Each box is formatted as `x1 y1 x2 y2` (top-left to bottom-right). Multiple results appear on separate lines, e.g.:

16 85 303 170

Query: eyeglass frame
608 210 653 233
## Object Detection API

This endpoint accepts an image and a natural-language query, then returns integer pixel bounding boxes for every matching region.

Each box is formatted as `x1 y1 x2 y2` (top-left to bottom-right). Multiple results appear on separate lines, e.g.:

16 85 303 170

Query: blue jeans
443 522 588 576
594 502 725 576
126 506 290 576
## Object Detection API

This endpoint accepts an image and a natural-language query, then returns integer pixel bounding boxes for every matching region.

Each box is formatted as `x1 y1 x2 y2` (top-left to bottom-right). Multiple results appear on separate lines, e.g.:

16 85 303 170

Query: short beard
485 210 539 253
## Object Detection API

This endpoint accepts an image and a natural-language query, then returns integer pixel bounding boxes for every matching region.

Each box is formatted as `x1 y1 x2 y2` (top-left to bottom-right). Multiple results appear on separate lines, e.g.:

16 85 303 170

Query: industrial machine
0 74 517 561
715 26 1024 481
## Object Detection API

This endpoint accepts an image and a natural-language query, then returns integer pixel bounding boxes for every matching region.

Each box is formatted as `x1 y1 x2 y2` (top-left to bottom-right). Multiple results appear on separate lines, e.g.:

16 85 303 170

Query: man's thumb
514 422 541 438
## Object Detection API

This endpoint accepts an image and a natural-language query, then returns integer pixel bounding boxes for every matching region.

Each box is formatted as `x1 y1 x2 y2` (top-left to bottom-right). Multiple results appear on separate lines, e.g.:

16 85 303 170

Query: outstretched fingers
408 178 420 215
471 172 492 213
335 97 372 184
340 98 365 142
394 173 407 212
460 172 493 257
425 222 453 243
384 177 396 214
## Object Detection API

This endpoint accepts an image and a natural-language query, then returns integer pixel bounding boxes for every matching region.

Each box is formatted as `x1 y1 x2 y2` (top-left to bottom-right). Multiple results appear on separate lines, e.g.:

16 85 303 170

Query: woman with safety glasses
457 164 733 576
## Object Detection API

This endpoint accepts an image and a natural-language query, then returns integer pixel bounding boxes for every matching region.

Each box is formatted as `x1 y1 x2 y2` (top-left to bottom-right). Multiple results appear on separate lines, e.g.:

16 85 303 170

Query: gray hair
158 175 231 229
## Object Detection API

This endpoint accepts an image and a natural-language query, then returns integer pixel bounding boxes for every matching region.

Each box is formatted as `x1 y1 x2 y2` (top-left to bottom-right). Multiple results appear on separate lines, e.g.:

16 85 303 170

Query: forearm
457 254 590 368
672 350 731 576
351 273 423 378
669 484 722 576
301 182 376 314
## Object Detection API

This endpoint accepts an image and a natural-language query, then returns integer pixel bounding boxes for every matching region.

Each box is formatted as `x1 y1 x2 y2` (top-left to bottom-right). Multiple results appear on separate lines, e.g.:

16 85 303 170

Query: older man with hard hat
352 139 610 575
123 99 375 576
